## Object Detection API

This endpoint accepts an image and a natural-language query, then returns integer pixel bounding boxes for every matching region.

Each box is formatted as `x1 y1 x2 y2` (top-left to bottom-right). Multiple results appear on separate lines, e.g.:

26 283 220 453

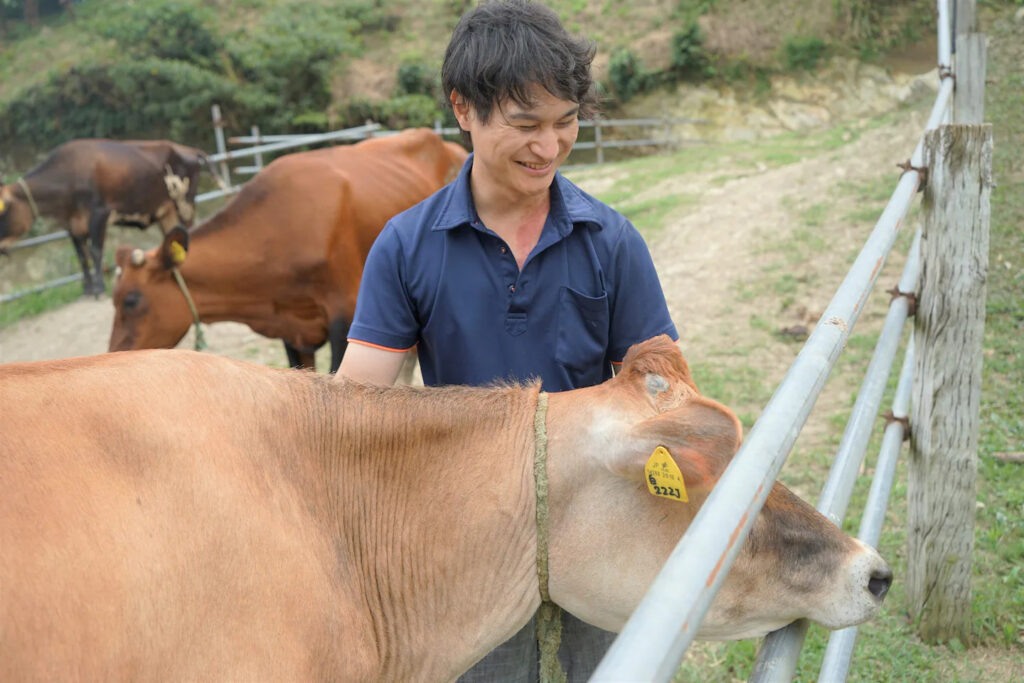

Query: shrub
669 22 709 78
781 36 828 71
338 94 443 130
0 59 275 152
396 63 437 97
608 48 647 103
92 0 220 69
226 5 358 121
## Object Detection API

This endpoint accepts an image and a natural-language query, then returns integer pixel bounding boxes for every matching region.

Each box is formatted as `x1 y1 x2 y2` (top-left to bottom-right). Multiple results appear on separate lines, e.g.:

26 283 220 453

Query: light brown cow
108 128 467 371
0 336 891 681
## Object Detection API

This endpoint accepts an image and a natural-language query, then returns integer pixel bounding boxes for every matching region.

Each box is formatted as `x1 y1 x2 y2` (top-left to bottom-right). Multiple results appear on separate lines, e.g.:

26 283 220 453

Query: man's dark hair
441 0 598 124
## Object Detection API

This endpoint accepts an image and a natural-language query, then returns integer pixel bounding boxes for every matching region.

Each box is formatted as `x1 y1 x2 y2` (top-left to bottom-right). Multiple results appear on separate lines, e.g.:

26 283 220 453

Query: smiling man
337 1 678 679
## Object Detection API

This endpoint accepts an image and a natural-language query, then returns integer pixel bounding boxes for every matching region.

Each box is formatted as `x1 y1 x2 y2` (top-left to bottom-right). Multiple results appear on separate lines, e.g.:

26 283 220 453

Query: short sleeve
606 221 679 362
348 223 420 351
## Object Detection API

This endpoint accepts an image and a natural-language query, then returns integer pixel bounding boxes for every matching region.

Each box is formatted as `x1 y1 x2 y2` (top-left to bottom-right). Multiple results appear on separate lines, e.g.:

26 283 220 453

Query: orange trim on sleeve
348 338 417 353
611 360 624 366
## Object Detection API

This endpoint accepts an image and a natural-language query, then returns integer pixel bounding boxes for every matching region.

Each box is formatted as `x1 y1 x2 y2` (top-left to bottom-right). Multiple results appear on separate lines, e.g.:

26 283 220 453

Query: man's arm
336 343 408 386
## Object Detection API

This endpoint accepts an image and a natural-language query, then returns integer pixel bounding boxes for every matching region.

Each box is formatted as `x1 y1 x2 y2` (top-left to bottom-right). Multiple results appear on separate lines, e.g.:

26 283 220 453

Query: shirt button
509 284 515 293
500 247 507 254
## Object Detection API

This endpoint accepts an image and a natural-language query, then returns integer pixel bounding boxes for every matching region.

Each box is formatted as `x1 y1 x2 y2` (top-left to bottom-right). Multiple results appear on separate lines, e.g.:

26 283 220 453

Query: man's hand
335 343 409 386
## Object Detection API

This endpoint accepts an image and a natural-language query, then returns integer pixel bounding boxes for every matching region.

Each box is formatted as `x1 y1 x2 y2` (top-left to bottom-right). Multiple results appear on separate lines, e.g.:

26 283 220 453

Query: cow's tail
198 153 231 192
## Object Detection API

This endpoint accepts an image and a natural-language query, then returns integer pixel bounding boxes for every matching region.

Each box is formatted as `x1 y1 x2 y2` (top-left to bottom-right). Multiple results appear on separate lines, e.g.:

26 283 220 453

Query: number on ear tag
644 446 688 502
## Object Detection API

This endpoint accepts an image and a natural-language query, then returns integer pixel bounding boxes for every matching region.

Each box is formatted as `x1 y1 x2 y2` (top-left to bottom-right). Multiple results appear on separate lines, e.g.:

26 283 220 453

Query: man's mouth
517 160 551 171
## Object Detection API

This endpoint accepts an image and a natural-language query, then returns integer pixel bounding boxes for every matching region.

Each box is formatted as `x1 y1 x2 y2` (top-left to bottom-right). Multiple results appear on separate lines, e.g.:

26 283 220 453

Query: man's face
452 84 580 204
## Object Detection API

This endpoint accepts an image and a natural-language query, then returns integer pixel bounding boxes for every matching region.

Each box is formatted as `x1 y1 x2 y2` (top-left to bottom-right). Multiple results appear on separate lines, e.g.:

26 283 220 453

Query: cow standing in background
0 336 892 680
0 138 222 296
108 128 468 372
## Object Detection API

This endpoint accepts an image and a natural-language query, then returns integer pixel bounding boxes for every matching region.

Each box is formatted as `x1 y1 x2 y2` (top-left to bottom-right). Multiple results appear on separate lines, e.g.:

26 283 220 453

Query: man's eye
556 119 576 128
518 125 538 132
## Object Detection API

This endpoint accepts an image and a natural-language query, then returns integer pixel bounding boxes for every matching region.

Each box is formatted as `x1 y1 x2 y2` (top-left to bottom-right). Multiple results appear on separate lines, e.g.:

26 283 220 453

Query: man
337 1 677 679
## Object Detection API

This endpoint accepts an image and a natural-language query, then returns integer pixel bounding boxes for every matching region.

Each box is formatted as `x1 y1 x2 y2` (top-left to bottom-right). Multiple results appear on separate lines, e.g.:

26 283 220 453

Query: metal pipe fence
592 2 956 680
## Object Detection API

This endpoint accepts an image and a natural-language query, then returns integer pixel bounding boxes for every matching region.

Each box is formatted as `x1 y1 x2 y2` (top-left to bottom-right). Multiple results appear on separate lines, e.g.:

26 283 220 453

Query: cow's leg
85 209 110 296
284 342 303 369
69 232 95 296
283 342 317 371
327 317 351 374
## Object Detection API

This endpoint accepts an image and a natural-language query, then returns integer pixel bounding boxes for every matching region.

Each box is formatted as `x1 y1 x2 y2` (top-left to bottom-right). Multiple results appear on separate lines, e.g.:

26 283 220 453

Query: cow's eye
122 291 142 313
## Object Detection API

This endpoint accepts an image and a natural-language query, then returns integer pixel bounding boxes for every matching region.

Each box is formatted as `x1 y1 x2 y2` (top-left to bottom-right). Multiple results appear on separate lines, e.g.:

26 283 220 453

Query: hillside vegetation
0 0 934 169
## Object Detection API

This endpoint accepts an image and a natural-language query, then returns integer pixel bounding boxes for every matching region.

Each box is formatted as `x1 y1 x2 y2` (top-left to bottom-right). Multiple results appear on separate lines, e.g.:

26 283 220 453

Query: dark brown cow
0 336 891 680
108 128 468 372
0 138 222 295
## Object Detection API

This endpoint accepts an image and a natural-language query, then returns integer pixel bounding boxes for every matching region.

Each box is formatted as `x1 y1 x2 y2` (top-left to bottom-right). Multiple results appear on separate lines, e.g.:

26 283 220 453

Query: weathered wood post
954 0 986 125
908 123 992 644
210 104 231 186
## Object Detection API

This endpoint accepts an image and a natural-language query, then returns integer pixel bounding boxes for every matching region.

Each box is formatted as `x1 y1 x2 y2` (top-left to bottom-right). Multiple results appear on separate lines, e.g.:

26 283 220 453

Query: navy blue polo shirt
348 154 677 391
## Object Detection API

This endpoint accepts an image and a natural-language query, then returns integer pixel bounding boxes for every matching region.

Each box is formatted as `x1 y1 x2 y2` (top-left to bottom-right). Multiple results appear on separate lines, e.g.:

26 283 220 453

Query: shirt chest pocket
555 286 610 372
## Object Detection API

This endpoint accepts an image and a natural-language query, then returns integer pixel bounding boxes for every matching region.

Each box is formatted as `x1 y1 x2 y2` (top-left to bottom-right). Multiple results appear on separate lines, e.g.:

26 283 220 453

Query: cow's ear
612 398 743 495
159 226 190 270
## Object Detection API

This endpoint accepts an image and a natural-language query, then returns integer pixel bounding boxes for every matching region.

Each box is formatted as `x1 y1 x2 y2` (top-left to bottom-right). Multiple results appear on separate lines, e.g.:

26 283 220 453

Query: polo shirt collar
432 153 601 235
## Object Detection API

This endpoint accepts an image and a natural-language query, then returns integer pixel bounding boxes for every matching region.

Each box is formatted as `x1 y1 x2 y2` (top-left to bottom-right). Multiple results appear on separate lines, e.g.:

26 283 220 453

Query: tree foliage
0 0 359 155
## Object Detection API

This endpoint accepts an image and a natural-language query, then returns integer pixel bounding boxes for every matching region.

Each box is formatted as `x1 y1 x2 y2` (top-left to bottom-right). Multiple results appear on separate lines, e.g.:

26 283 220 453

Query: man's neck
471 174 552 269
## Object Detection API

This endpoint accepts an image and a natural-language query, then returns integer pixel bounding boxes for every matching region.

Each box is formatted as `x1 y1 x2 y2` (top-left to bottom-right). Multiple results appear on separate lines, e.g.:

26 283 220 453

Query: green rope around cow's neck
16 178 40 222
533 390 566 683
171 266 207 351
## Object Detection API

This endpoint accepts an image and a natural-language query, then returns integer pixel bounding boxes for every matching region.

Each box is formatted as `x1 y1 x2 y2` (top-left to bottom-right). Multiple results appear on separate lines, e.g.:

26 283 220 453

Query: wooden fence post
210 104 230 186
954 0 986 125
908 123 992 644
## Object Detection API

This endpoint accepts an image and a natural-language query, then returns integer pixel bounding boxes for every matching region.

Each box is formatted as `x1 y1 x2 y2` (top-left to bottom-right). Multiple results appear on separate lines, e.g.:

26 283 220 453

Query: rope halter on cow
533 390 567 683
16 178 41 222
167 241 207 352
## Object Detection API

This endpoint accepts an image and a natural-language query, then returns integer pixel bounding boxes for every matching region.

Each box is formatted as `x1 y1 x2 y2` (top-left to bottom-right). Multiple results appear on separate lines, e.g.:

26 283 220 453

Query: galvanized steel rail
817 335 916 682
592 3 954 680
747 230 922 683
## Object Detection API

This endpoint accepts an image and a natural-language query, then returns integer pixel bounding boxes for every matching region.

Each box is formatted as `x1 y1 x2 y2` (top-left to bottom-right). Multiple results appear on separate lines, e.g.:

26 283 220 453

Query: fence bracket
882 410 911 441
938 65 956 83
887 285 917 316
897 160 929 192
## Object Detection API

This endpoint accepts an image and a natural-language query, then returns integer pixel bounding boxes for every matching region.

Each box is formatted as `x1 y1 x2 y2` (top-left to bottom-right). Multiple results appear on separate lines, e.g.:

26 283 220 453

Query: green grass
0 281 84 328
678 5 1024 679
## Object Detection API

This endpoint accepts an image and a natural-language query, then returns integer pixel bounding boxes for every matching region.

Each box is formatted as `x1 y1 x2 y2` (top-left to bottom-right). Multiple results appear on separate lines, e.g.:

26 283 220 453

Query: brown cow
0 138 221 296
0 336 891 681
108 128 468 372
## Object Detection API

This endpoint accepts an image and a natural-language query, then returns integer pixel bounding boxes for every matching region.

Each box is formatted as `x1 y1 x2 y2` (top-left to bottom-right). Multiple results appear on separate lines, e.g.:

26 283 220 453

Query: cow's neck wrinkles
317 380 542 681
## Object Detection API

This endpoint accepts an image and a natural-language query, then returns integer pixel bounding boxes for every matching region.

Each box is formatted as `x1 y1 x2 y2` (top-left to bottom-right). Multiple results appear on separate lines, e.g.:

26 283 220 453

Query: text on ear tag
645 446 688 502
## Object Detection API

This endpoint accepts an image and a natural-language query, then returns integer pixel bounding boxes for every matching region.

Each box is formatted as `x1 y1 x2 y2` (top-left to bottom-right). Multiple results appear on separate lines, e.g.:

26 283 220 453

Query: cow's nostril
867 567 893 600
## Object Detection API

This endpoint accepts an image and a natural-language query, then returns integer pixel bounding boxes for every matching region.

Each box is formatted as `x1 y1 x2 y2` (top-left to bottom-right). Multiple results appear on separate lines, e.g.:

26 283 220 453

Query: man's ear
450 90 472 128
159 226 189 270
609 397 743 496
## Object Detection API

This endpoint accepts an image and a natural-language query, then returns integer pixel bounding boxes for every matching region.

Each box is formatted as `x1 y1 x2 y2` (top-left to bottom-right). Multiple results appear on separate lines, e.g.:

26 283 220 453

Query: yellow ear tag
645 446 688 502
0 199 5 212
168 241 187 265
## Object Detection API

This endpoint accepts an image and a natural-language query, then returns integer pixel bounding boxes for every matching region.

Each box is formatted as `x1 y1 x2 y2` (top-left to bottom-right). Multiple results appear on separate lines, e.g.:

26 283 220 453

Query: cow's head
109 227 195 352
0 184 33 250
546 335 891 640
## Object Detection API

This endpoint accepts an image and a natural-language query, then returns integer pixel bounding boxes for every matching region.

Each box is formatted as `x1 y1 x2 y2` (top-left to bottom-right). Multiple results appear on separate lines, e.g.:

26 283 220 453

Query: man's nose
531 127 560 160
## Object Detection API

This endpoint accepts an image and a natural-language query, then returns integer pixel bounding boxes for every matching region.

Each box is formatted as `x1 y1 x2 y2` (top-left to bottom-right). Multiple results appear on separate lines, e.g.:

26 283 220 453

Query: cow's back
0 352 376 680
